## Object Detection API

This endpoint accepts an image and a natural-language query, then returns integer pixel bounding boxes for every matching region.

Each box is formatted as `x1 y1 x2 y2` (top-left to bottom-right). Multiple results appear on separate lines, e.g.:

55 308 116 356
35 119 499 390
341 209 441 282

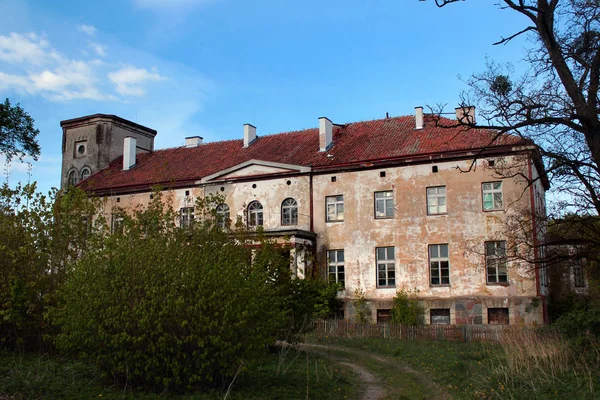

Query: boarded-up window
488 308 509 325
430 309 450 325
377 309 392 323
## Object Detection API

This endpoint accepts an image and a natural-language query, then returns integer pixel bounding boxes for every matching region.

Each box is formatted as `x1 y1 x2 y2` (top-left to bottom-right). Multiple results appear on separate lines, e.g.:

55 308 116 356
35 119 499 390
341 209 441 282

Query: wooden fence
312 319 540 343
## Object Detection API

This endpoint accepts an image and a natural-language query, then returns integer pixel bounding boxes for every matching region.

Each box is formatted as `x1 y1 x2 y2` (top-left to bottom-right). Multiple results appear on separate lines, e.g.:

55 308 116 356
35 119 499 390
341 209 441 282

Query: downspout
309 173 314 233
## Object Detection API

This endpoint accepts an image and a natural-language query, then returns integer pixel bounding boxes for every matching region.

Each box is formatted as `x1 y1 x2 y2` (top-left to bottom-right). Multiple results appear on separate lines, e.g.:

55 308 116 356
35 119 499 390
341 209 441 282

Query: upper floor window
281 198 298 226
374 191 394 219
376 246 395 288
111 213 124 234
215 203 230 229
486 241 508 284
327 249 345 288
429 244 450 286
573 262 585 288
81 167 91 181
482 182 503 211
67 170 78 188
427 186 447 215
248 201 263 227
326 195 344 222
180 207 194 229
74 140 87 158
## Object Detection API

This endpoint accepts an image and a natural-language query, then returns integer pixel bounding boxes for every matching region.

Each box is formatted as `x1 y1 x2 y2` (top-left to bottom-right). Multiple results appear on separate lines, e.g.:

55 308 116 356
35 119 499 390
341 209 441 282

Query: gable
200 159 311 183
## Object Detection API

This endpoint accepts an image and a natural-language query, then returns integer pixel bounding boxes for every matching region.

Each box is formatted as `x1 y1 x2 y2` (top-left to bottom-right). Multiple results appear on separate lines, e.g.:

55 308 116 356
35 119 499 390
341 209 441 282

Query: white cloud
108 66 166 96
89 42 107 57
78 24 97 36
0 32 58 65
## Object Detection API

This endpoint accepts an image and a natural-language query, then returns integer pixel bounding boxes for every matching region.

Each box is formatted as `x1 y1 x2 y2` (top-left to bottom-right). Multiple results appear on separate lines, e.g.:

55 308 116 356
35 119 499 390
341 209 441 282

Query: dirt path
297 342 451 400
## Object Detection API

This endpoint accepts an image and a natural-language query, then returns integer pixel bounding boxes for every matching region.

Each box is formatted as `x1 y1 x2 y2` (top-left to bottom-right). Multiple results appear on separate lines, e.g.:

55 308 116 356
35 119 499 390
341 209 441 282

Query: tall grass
485 329 599 397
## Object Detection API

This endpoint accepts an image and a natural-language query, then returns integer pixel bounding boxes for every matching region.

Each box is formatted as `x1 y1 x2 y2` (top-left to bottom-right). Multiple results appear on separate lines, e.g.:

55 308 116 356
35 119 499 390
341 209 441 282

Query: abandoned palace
60 106 549 326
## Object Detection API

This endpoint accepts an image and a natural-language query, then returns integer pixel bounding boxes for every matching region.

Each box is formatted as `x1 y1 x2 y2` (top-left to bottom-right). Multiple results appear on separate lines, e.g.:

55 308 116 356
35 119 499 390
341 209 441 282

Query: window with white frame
376 247 395 288
281 198 298 225
247 201 263 227
429 244 450 285
111 213 124 234
326 195 344 222
180 207 194 229
482 182 503 211
215 203 230 229
430 309 450 325
374 191 394 219
327 250 345 288
67 170 78 187
80 167 91 182
486 241 508 284
427 186 447 215
573 262 585 288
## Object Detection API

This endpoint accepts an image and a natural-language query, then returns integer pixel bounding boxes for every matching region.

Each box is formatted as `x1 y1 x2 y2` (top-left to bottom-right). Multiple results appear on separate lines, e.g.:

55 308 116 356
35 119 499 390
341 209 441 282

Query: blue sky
0 0 529 194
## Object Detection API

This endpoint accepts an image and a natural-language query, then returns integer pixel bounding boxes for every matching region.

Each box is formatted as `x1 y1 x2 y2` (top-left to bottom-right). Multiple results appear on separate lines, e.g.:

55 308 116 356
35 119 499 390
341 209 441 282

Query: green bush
391 288 423 326
50 196 294 390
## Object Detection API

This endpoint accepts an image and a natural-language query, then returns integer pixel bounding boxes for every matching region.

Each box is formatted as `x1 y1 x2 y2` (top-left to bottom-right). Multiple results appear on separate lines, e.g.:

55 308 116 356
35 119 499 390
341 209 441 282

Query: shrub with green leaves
391 288 423 326
50 195 289 390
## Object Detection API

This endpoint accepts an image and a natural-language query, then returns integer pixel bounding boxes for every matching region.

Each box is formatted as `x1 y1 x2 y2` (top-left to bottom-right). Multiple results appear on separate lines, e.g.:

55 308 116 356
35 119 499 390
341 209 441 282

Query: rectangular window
427 186 447 215
573 262 585 288
429 244 450 285
377 309 392 323
430 309 450 325
180 207 194 229
482 182 503 211
327 250 345 288
376 247 396 288
326 195 344 222
111 214 123 234
488 308 509 325
374 191 394 219
486 241 508 284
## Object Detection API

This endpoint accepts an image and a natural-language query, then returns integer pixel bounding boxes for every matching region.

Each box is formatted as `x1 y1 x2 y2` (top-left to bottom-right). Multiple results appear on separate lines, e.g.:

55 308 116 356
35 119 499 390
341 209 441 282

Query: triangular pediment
200 159 311 183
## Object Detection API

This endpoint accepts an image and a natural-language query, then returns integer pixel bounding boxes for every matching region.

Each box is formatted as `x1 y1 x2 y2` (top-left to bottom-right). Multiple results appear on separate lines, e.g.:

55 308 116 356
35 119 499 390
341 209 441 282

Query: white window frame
486 241 508 284
429 244 450 286
326 195 344 222
248 201 264 227
281 198 298 226
111 213 124 234
80 167 91 181
180 207 194 229
427 186 447 215
215 203 230 229
482 182 503 211
376 246 396 288
327 250 345 288
374 191 394 219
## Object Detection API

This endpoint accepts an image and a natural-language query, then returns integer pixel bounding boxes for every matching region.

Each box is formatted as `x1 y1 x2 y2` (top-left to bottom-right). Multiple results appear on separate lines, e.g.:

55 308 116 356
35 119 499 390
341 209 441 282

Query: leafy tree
0 99 40 162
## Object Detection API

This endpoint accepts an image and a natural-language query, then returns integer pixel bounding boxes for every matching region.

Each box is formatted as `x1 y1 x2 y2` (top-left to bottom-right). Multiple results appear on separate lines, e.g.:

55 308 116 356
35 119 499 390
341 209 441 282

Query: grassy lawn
0 349 359 400
308 336 599 400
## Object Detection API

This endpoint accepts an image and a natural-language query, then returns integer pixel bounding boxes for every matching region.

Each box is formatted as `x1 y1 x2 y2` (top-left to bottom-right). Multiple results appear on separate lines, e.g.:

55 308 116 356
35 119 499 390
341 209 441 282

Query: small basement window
377 309 392 324
380 171 386 178
430 309 450 325
488 308 509 325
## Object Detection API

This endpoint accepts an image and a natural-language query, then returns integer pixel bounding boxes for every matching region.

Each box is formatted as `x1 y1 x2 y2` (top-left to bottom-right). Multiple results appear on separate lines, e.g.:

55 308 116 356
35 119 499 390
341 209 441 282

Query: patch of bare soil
299 343 451 400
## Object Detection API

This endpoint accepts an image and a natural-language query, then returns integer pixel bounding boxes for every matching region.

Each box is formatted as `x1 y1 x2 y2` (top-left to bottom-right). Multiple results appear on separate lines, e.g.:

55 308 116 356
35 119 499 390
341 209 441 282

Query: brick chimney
319 117 332 152
123 136 136 170
243 124 256 148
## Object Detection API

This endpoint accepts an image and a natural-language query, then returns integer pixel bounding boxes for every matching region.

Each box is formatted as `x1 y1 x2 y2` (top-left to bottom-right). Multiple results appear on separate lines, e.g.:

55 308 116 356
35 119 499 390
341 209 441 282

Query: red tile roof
80 115 528 193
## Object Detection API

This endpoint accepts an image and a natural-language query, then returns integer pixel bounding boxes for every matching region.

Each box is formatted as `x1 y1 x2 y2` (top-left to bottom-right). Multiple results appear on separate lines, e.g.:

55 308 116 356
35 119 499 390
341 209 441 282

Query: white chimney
415 106 424 130
243 124 256 148
123 136 136 170
319 117 332 152
455 106 476 124
185 136 203 147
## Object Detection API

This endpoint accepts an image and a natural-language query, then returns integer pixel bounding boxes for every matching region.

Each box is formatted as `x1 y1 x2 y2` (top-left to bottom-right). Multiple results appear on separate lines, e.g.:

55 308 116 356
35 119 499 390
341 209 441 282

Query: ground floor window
487 308 509 325
377 309 392 323
430 309 450 325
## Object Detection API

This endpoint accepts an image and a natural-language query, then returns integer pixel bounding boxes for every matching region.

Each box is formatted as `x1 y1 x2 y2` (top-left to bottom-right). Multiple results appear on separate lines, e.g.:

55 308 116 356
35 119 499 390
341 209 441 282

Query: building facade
62 107 549 326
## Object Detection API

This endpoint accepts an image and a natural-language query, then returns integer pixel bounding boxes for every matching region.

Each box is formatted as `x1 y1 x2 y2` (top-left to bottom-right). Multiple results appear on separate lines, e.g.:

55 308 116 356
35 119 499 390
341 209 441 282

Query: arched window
81 167 91 181
247 201 263 227
281 198 298 225
67 170 78 188
215 203 230 229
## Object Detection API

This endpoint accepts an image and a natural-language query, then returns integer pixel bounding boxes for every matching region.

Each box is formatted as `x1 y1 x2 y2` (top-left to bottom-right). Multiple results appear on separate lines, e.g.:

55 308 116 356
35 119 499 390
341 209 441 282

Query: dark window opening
432 165 438 173
380 171 386 177
331 176 337 182
430 309 450 325
488 308 509 325
377 309 392 323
